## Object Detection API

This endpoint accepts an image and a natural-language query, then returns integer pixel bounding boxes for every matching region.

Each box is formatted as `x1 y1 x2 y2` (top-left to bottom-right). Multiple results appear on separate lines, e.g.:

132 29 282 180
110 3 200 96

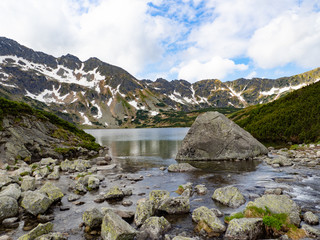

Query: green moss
20 171 29 177
263 213 287 231
224 212 244 223
54 147 75 154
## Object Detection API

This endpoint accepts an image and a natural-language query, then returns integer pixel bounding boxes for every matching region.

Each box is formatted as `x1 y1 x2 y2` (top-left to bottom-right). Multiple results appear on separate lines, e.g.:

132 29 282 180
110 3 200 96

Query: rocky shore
0 144 320 240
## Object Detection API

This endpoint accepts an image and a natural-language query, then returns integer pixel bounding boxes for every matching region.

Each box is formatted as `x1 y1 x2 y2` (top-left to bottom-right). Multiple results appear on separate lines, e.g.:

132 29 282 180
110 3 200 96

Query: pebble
74 201 85 206
60 206 71 211
122 200 133 207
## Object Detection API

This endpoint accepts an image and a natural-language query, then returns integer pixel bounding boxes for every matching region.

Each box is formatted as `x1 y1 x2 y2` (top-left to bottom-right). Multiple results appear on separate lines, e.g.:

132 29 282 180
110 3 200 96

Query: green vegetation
230 81 320 144
224 212 245 223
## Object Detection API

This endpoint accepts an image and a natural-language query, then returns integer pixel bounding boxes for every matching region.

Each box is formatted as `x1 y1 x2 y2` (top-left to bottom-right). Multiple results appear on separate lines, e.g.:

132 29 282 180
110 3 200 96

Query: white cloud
245 71 257 79
248 10 320 69
175 56 248 82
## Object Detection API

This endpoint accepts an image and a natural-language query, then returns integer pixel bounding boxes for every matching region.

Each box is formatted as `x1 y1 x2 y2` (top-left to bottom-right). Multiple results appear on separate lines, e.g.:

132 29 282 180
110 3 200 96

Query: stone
212 186 245 208
192 206 225 237
302 224 320 238
224 218 264 240
271 156 293 167
101 209 137 240
140 216 171 240
158 196 190 214
21 191 53 216
101 208 135 221
134 199 155 227
34 232 67 240
264 188 282 195
39 182 64 202
195 184 207 195
303 211 319 225
67 194 80 202
40 158 57 166
176 112 268 160
82 208 103 229
172 237 195 240
126 174 143 181
149 190 170 209
246 194 301 226
104 186 124 200
0 174 15 188
0 196 19 222
167 163 197 172
60 159 91 172
21 176 36 191
0 235 12 240
2 217 19 228
210 208 224 217
33 166 50 179
94 194 105 203
47 166 60 180
0 184 21 200
17 222 53 240
122 200 133 207
87 176 100 190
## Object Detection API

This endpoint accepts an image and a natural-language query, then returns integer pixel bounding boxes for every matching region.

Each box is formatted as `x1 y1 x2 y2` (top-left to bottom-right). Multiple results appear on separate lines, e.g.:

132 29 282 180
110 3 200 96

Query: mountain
230 80 320 144
0 37 320 128
0 97 100 164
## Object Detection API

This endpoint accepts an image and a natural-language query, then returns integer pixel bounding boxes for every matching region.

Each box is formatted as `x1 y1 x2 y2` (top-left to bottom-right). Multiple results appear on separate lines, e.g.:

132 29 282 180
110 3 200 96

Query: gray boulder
303 211 319 225
21 191 53 216
0 196 19 222
149 190 170 209
195 184 207 195
134 199 155 227
34 232 67 240
176 112 268 160
0 174 15 188
192 206 225 237
302 224 320 238
39 182 64 202
212 186 245 208
82 208 103 229
0 184 21 200
246 194 301 226
140 216 171 239
158 196 190 214
168 163 197 172
101 209 137 240
17 222 53 240
224 218 264 240
47 166 60 180
104 186 124 200
21 176 36 191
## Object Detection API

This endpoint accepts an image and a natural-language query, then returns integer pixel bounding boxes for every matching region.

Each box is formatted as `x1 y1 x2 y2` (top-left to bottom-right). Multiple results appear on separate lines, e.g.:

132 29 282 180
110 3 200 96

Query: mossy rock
40 182 64 202
134 199 155 227
149 190 170 209
82 208 103 229
212 186 245 208
104 186 124 200
224 218 264 240
17 222 53 240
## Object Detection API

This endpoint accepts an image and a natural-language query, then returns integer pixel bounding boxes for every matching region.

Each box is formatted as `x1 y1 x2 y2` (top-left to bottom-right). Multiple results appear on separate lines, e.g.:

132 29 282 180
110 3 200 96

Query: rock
87 176 100 190
246 194 301 226
126 174 144 181
21 176 36 191
212 186 245 208
94 194 105 203
104 186 124 200
96 164 117 171
21 191 53 216
167 163 197 172
158 196 190 214
224 218 264 240
47 166 60 180
181 189 192 198
264 188 282 195
17 222 53 240
2 217 19 228
271 156 293 167
0 174 15 188
13 167 32 177
149 190 170 209
123 189 133 196
34 232 67 240
0 196 18 222
74 181 87 193
0 235 12 240
159 167 166 171
67 194 80 202
195 184 207 195
82 208 103 229
101 209 137 240
60 159 91 172
33 166 50 179
210 208 224 217
140 216 171 239
122 200 133 207
176 112 268 160
302 223 320 238
39 182 64 202
303 211 319 225
0 184 21 200
102 208 135 221
172 237 195 240
37 215 54 223
40 158 57 166
134 199 155 227
192 206 225 237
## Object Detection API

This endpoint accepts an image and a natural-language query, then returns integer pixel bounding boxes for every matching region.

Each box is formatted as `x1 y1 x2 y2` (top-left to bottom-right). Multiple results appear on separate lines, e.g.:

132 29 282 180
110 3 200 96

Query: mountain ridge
0 36 319 128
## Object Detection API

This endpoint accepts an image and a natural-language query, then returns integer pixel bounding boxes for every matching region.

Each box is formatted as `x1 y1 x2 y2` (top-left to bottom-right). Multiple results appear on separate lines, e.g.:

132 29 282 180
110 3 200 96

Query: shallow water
9 128 320 239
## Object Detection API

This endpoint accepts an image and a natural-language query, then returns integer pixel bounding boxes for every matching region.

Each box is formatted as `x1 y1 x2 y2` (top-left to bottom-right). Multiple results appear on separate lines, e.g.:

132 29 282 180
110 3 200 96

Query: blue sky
1 0 320 82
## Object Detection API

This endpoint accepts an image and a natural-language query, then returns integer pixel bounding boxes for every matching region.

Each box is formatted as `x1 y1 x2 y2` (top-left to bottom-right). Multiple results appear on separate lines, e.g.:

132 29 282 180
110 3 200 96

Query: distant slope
230 81 320 144
0 97 100 164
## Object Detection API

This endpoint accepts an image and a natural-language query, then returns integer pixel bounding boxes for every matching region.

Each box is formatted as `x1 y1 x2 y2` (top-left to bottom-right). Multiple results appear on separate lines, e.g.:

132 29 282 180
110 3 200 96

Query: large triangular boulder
176 112 268 161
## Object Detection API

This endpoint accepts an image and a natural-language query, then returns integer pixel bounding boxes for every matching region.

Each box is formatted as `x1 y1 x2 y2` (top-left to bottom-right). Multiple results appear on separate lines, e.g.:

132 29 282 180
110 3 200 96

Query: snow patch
91 100 103 119
168 94 184 104
150 110 159 116
79 112 92 125
260 83 307 97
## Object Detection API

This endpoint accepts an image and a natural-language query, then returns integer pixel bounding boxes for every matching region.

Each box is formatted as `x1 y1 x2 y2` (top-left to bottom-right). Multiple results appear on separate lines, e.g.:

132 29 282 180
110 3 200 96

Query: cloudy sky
1 0 320 82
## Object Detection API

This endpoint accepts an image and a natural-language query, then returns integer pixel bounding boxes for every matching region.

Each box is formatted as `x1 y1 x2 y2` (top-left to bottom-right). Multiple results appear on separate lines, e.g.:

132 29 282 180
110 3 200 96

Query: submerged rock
17 222 53 240
101 209 137 240
140 216 171 239
168 163 197 172
176 112 268 160
224 218 264 240
212 186 245 208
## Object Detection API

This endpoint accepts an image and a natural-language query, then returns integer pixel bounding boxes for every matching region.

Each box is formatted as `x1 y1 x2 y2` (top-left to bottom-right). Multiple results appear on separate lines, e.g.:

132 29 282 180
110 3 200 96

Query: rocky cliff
1 37 320 128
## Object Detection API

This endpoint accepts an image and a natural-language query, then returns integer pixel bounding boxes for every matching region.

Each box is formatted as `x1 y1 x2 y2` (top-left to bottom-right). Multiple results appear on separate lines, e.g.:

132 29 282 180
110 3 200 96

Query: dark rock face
176 112 268 160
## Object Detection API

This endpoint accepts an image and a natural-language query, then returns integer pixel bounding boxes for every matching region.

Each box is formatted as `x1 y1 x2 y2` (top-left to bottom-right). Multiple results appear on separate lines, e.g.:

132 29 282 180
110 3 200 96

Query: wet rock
210 208 224 217
302 223 320 238
47 166 60 180
87 176 100 190
192 206 225 237
224 218 264 240
102 208 135 221
37 214 54 223
123 189 133 196
181 189 192 198
21 191 53 216
167 163 197 172
59 205 70 211
101 209 137 240
0 196 19 222
195 184 207 195
82 208 103 229
158 196 190 214
140 216 171 240
104 186 124 200
74 201 85 206
172 237 195 240
17 222 53 240
40 158 57 166
94 194 105 203
34 232 67 240
264 188 282 195
126 174 144 181
60 159 91 172
2 217 19 228
212 186 245 208
159 167 166 171
176 112 268 160
134 199 155 227
67 194 80 202
271 156 293 167
21 176 36 191
149 190 170 209
96 164 117 171
39 182 64 202
246 194 301 226
122 200 133 207
0 183 21 200
303 211 319 225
